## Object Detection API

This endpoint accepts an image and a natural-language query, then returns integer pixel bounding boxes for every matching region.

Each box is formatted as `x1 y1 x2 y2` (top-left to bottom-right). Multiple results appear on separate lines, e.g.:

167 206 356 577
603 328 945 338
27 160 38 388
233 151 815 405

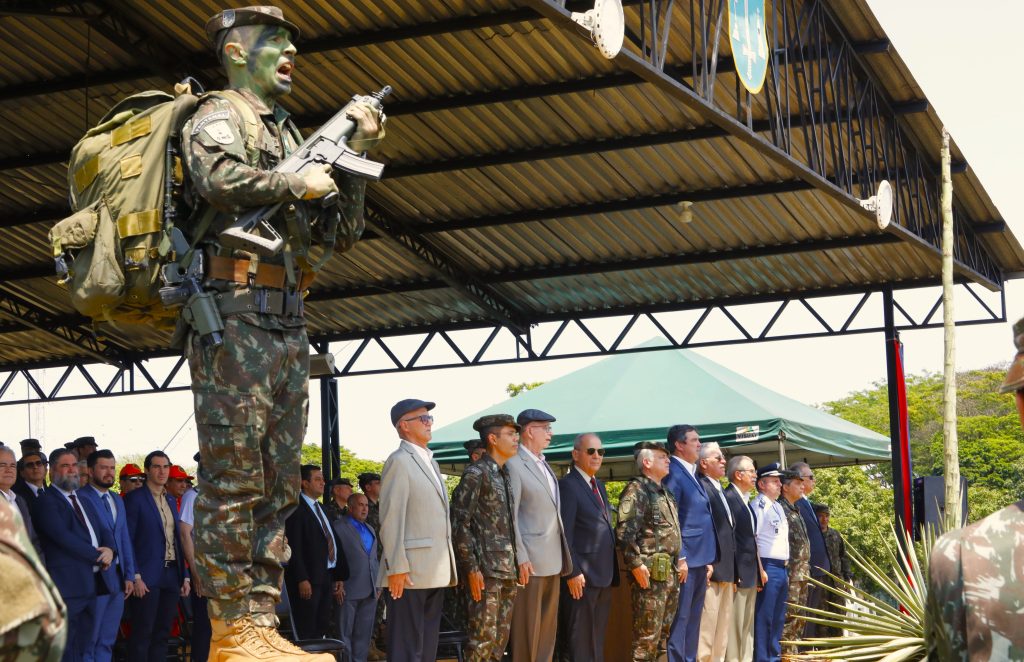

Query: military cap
390 398 436 426
193 452 202 464
329 477 353 488
811 502 830 514
463 439 487 453
119 463 143 478
999 317 1024 393
633 440 669 456
357 472 381 486
65 436 96 450
756 462 786 479
516 408 556 427
19 438 41 456
473 414 521 433
205 6 300 46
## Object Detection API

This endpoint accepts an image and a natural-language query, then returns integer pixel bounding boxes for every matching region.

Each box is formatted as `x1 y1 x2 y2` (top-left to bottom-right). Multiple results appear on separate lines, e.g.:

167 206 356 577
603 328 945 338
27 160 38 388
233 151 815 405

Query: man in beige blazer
507 408 573 662
378 398 458 662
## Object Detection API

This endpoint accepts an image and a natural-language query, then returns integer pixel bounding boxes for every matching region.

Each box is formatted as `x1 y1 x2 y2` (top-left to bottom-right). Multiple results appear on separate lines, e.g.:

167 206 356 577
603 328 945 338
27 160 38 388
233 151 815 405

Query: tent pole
777 436 787 467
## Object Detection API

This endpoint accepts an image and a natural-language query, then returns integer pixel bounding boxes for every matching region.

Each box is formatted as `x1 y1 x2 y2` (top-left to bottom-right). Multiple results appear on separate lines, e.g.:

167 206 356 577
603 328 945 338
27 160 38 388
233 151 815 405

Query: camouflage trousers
187 317 309 626
781 579 808 654
465 577 518 662
630 570 680 662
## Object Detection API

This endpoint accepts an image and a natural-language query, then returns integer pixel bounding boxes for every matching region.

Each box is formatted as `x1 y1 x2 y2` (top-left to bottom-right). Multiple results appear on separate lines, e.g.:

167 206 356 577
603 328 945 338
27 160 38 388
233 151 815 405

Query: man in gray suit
334 493 381 662
507 408 573 662
378 398 458 662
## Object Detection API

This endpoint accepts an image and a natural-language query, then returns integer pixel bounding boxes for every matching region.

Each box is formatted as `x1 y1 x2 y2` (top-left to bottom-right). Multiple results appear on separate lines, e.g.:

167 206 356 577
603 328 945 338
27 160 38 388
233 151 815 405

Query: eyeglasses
23 460 46 468
401 414 434 425
124 477 144 483
584 448 606 456
801 474 815 481
530 424 553 432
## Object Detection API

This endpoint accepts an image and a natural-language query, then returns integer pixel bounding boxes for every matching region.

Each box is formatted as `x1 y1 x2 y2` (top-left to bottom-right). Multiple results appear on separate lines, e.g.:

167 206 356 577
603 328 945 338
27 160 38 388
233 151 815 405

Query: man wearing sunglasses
558 433 618 662
378 398 457 662
118 464 145 497
787 461 829 638
14 451 48 502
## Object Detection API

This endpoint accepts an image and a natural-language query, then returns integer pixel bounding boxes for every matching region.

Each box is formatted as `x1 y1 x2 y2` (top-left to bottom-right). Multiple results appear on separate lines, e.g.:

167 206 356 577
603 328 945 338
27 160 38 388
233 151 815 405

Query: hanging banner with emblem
728 0 769 94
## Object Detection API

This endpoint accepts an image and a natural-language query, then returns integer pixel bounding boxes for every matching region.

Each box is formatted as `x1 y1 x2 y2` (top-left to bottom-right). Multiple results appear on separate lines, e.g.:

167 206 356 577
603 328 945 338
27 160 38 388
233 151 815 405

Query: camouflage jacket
823 527 852 582
0 499 66 662
366 498 380 534
450 455 519 580
323 498 347 523
615 475 682 569
781 497 810 583
927 500 1024 661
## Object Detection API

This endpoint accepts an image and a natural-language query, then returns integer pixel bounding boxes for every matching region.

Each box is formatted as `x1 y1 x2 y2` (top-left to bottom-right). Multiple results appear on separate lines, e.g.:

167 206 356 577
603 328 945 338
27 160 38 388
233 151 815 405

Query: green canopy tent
431 343 890 480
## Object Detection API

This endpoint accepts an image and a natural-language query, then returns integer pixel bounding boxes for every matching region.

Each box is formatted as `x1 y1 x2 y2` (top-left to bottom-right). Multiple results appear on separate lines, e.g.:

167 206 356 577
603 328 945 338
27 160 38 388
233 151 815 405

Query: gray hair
635 448 656 471
726 455 752 481
789 461 811 476
698 442 722 461
0 446 14 461
574 432 598 450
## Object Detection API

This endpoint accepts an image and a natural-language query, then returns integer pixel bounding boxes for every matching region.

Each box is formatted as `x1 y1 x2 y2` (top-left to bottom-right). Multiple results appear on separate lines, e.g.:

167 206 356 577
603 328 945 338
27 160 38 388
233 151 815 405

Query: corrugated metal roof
0 0 1019 370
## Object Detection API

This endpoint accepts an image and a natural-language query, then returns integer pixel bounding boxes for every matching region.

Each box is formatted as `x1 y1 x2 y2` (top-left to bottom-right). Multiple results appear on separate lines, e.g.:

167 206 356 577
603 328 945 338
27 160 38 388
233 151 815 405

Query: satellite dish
859 179 893 230
570 0 625 59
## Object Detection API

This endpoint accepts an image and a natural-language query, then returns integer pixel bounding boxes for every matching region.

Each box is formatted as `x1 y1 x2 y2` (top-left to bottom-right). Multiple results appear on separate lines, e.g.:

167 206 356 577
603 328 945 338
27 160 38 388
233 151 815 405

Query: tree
506 381 544 398
300 443 382 488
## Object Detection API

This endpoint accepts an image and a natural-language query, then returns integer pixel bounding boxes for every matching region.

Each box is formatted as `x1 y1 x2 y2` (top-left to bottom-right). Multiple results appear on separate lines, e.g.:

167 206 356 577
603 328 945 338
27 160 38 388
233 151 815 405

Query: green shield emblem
729 0 769 94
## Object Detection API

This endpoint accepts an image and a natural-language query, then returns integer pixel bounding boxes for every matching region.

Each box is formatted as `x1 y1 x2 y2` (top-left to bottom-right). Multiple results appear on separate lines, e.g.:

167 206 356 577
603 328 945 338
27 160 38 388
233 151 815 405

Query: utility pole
940 127 961 525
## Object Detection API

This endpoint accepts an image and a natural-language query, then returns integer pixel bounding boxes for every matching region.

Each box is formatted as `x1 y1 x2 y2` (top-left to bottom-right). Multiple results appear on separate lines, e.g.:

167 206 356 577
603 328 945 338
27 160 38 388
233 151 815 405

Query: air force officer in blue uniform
663 425 719 662
558 432 619 661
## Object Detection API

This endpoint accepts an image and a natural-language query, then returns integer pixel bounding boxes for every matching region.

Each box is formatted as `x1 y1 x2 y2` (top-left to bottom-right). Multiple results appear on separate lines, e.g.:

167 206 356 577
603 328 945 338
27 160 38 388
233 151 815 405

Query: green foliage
300 443 383 488
506 381 544 398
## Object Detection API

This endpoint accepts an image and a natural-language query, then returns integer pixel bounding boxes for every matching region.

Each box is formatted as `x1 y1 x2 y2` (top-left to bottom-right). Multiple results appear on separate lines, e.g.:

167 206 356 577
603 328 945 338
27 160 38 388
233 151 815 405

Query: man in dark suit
284 464 348 639
0 445 42 559
14 449 48 502
664 425 719 662
558 432 619 662
696 442 736 662
723 455 765 662
788 461 830 638
125 450 190 662
77 449 136 662
333 492 381 662
32 447 117 662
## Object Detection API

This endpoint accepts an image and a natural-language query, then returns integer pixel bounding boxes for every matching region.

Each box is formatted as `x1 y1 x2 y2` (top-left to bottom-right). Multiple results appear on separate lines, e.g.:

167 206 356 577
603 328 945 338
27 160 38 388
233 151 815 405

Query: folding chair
276 583 350 661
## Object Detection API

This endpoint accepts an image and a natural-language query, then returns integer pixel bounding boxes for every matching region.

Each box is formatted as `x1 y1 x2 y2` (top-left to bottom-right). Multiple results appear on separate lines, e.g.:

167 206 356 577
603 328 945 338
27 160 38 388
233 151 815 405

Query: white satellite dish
570 0 625 59
859 179 893 230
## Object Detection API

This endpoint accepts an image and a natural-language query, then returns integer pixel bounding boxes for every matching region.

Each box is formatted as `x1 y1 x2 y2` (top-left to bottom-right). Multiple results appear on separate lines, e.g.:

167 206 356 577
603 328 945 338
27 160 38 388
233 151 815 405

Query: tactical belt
207 254 317 292
213 288 304 318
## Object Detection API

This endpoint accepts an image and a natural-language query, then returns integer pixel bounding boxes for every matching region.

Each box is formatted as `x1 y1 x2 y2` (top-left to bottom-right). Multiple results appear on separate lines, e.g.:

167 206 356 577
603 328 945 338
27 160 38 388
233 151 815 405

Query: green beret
205 6 300 46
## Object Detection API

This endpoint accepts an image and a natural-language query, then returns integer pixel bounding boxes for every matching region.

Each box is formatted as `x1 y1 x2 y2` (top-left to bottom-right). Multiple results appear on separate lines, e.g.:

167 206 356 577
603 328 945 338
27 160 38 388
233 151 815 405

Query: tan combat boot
209 616 309 661
258 626 334 661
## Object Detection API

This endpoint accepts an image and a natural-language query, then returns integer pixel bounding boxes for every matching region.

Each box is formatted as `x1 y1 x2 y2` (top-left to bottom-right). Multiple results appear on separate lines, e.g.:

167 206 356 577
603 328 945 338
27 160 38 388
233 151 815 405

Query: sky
3 0 1023 465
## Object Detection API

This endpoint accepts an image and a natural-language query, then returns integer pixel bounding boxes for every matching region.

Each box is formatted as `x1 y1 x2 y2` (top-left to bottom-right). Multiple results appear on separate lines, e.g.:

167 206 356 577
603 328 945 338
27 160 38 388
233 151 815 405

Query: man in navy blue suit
787 461 830 638
32 447 117 662
77 449 136 662
663 425 718 662
125 450 190 662
558 432 619 662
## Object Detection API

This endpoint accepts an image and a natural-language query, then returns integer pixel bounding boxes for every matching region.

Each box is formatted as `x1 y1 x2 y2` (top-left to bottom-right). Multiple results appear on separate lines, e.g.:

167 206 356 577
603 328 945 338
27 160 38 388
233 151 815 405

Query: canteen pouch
49 200 126 319
649 552 672 582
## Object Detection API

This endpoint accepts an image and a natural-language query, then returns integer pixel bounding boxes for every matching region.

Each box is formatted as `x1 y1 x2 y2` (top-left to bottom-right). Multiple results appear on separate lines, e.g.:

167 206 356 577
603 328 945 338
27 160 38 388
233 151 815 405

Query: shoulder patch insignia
191 109 231 136
464 465 482 477
203 119 236 145
619 497 634 521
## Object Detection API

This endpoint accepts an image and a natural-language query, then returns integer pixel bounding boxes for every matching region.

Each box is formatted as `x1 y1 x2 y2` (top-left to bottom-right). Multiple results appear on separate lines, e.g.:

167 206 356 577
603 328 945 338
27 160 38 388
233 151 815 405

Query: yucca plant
784 523 939 661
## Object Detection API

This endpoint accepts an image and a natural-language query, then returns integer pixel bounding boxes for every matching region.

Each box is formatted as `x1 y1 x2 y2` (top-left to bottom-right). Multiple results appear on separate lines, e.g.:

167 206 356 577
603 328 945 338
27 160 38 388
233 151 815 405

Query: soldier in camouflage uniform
927 317 1024 661
181 6 383 660
0 497 66 662
450 414 522 662
813 503 851 638
616 442 685 662
779 470 809 655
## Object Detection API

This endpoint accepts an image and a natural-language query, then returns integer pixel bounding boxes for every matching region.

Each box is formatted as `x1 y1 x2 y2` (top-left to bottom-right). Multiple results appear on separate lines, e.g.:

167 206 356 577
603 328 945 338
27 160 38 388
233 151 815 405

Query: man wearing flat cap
751 463 789 662
617 441 684 661
378 398 457 661
927 317 1024 660
324 477 353 523
180 6 384 658
505 409 572 662
451 414 521 661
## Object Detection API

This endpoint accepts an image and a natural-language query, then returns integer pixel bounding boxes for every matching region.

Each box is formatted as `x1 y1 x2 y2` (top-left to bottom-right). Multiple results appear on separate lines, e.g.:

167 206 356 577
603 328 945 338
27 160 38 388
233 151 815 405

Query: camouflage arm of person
182 98 309 211
926 529 966 660
615 481 648 570
450 466 484 576
839 532 853 581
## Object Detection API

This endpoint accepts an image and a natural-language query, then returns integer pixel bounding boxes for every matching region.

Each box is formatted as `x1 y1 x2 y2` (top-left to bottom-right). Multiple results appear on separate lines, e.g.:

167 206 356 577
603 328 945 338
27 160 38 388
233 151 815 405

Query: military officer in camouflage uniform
450 414 522 662
779 470 808 654
616 442 685 662
181 6 383 660
358 472 381 534
0 497 66 661
927 317 1024 661
812 503 851 638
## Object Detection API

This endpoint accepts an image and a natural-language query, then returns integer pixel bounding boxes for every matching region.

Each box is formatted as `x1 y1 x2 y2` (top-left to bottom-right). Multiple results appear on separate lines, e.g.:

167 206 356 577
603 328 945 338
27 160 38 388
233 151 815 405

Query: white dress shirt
672 455 697 477
406 440 445 493
522 445 557 501
705 476 733 526
302 492 339 570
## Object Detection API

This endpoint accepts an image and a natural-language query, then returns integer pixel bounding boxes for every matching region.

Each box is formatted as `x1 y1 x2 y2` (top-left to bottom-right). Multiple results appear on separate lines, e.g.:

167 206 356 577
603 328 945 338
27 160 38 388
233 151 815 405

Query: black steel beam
0 286 123 364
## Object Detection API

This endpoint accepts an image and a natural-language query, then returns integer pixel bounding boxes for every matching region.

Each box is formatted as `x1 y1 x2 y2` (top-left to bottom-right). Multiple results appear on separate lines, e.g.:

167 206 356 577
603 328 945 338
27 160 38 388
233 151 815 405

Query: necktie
101 492 116 524
69 493 88 529
315 502 336 564
590 477 609 520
